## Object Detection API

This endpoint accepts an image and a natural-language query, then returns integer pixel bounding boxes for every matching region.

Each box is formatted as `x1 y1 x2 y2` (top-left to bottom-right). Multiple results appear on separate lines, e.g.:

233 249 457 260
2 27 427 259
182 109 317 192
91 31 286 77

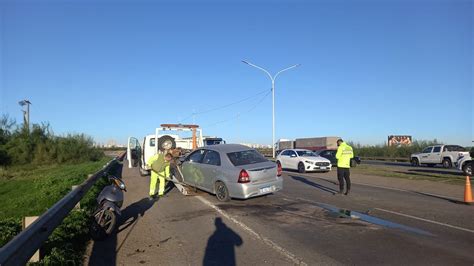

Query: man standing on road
335 139 354 195
147 152 172 199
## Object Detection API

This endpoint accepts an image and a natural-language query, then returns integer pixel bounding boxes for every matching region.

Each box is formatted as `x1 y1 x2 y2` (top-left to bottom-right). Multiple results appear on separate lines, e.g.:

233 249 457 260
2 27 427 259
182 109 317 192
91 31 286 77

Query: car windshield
227 150 268 166
296 150 318 157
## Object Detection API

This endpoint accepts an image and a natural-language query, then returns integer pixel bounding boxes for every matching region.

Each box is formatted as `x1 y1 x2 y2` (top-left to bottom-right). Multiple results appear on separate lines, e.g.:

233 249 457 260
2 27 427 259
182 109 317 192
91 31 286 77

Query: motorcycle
89 172 126 240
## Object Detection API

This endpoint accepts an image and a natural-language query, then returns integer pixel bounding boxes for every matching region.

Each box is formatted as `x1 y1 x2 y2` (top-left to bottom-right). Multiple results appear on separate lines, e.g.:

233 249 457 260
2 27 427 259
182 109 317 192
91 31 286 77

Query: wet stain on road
215 197 433 236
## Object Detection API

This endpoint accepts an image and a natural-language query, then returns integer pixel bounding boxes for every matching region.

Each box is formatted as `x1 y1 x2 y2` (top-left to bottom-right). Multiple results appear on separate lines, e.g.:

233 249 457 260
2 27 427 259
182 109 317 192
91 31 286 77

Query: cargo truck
276 137 340 152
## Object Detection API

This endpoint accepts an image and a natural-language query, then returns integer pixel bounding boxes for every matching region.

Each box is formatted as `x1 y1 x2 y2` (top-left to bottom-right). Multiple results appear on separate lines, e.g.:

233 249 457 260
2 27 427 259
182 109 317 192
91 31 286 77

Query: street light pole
242 60 300 158
18 100 32 132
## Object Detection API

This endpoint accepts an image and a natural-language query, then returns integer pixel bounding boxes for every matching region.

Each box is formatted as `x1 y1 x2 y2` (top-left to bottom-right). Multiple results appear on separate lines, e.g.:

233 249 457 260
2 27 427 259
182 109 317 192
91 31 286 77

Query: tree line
0 115 103 167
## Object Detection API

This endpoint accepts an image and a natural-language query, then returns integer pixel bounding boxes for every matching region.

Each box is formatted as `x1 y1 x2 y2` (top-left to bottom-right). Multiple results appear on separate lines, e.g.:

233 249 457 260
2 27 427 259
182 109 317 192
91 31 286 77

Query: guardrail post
22 216 40 263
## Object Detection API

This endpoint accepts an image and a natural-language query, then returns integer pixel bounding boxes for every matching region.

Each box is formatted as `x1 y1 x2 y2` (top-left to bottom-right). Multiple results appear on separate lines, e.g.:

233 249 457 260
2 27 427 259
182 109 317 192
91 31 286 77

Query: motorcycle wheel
90 208 117 240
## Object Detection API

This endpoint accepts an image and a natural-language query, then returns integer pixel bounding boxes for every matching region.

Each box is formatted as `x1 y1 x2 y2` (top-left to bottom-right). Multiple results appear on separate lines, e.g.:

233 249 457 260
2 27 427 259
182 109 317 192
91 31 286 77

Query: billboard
388 135 412 146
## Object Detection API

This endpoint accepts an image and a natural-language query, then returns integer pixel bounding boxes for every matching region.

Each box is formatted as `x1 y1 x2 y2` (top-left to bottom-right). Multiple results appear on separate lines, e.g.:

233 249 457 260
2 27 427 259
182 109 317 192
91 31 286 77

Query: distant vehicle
180 144 283 201
203 137 226 146
456 147 474 176
275 137 340 152
294 137 340 150
410 145 469 168
457 155 473 176
275 139 294 151
314 149 361 168
276 149 332 173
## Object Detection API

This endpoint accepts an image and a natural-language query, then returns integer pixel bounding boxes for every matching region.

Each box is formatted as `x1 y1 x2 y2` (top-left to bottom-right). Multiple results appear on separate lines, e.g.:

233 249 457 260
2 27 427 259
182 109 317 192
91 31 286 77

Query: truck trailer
277 137 340 152
295 137 340 151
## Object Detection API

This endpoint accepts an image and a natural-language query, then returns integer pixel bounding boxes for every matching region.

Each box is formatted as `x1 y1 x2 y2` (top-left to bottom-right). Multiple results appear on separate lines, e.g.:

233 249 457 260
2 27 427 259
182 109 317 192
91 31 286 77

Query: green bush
351 140 443 159
0 218 22 247
0 115 104 167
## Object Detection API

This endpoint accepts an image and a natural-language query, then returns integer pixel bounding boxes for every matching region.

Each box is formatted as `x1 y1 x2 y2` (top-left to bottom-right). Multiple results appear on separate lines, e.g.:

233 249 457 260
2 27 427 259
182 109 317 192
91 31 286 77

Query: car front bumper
304 163 332 172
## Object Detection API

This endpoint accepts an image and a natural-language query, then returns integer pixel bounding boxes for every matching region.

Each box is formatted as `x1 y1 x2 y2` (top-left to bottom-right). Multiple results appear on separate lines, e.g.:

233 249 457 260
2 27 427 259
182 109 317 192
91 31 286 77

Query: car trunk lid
245 161 278 184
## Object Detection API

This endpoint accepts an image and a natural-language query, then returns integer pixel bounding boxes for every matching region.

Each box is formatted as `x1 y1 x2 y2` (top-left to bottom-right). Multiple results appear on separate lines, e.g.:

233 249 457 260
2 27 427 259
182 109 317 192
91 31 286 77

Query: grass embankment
352 164 465 185
0 157 114 264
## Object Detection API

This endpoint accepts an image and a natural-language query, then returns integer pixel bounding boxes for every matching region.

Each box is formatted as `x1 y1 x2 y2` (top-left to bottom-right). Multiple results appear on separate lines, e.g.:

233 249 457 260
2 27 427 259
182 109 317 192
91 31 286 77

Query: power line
178 89 269 123
204 90 272 128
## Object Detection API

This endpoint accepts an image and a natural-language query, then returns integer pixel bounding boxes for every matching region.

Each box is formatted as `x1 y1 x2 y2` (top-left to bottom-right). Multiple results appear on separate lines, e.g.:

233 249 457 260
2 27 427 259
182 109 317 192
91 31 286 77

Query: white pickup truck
410 145 469 168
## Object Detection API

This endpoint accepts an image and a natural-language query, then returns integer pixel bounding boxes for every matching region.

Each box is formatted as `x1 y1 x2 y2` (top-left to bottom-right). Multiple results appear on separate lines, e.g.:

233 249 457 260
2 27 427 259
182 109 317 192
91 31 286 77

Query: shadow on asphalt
363 161 411 167
393 171 461 179
408 169 462 176
290 175 338 195
203 217 243 266
118 197 157 233
412 191 468 205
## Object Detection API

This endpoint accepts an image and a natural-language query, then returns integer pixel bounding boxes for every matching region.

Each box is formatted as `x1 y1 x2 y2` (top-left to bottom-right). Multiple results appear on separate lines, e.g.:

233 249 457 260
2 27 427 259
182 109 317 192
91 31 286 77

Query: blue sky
0 0 472 146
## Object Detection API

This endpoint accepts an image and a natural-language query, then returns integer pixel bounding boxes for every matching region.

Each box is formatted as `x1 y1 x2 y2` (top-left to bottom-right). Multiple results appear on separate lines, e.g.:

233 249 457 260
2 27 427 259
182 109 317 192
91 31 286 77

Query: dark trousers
337 167 351 192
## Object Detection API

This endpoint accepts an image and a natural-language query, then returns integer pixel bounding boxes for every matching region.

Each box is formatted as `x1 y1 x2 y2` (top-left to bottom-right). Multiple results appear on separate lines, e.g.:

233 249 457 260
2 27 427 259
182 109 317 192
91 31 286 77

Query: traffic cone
464 176 473 204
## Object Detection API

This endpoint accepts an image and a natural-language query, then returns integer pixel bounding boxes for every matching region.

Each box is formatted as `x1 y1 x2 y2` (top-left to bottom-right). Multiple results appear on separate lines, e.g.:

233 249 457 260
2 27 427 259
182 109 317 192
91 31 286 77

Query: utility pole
18 100 32 132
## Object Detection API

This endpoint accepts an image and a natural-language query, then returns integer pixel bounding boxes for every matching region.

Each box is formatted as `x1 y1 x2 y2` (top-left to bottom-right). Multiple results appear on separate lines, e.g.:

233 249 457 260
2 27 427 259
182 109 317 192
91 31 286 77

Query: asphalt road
86 161 474 265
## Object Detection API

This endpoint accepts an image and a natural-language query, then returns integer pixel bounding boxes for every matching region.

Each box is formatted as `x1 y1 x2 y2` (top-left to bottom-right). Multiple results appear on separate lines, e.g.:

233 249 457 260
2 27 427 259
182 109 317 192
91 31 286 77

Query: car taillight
277 163 282 177
238 169 250 183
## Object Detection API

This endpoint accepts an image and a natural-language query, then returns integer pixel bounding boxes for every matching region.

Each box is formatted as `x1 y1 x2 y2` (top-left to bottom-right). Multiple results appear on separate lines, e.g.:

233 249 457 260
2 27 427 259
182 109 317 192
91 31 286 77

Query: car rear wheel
411 158 419 167
442 158 452 168
215 181 230 202
462 162 473 176
298 162 306 173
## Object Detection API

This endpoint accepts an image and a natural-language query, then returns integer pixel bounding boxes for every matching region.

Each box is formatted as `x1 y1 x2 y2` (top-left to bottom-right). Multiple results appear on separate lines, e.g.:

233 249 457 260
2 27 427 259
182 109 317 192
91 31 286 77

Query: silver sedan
180 144 283 201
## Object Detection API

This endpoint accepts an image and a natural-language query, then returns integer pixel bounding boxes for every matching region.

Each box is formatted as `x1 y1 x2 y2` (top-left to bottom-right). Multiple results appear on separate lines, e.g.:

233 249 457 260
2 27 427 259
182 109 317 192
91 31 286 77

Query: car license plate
260 186 273 194
320 167 327 170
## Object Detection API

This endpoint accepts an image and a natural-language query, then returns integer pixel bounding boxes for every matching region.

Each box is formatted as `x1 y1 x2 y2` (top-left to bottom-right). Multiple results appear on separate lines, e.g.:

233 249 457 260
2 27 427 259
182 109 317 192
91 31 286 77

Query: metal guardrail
0 153 126 266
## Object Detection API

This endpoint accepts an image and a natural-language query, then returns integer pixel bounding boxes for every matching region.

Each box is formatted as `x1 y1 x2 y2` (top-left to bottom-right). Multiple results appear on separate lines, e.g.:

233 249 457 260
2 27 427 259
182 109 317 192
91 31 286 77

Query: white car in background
276 149 332 173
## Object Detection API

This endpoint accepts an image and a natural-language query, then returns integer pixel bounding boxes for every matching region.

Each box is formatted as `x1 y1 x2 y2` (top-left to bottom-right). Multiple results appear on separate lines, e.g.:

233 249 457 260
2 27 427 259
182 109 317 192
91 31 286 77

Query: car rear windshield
227 150 268 166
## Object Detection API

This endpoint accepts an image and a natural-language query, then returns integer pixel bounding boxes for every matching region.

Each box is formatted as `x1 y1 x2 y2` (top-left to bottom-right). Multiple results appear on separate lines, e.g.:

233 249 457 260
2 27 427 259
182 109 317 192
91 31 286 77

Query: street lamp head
18 100 31 106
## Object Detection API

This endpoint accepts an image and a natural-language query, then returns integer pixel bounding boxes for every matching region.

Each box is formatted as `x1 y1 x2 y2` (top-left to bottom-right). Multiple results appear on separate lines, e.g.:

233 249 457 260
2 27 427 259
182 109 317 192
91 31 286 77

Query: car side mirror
290 154 296 158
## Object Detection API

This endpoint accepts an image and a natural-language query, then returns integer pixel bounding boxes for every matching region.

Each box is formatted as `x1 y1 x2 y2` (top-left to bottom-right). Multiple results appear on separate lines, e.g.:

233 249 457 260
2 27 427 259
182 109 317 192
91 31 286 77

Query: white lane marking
284 171 460 201
196 196 308 266
375 208 474 234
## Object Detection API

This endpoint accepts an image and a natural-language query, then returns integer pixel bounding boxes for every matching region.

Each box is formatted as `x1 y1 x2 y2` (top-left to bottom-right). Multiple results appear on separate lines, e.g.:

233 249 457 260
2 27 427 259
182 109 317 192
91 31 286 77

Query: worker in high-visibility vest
335 139 354 195
147 152 172 199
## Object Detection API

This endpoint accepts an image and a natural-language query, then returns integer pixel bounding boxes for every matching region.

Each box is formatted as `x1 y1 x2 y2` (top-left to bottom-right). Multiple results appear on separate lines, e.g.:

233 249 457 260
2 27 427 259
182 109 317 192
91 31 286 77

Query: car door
288 150 299 169
199 150 222 191
127 137 142 169
428 146 442 163
419 147 433 164
181 149 206 186
279 150 290 168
